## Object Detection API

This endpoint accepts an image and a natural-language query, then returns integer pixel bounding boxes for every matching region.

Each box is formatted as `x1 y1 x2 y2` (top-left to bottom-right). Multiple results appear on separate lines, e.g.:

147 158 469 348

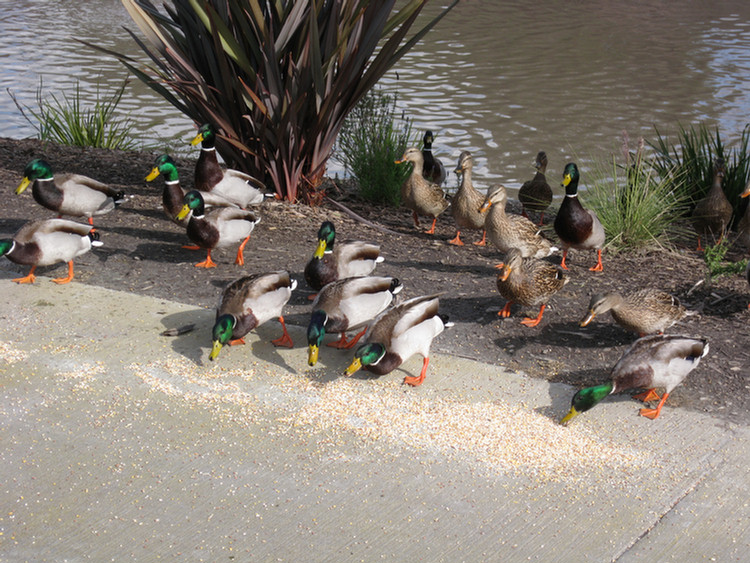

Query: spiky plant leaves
108 0 457 203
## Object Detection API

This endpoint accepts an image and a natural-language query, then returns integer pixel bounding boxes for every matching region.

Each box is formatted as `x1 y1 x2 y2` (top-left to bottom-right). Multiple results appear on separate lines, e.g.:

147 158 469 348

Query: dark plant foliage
94 0 457 203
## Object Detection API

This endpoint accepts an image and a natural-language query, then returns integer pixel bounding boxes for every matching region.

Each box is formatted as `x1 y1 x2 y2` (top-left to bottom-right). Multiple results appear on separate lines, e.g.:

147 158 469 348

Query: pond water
2 0 750 191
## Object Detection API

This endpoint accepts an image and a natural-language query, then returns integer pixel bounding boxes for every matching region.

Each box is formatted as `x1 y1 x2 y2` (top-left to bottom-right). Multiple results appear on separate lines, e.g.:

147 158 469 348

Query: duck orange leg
560 249 570 270
271 316 294 348
13 265 37 284
640 392 670 419
229 337 246 346
589 249 604 272
195 249 217 268
520 304 546 327
412 211 421 228
473 230 487 246
327 327 367 349
234 235 251 266
498 301 514 318
632 388 661 402
424 217 438 235
448 231 465 246
404 357 430 387
51 261 75 284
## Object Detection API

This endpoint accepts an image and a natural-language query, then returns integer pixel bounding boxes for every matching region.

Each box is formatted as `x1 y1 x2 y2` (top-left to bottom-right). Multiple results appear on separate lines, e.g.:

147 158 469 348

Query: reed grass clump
649 123 750 216
336 89 414 207
10 79 137 150
585 140 692 250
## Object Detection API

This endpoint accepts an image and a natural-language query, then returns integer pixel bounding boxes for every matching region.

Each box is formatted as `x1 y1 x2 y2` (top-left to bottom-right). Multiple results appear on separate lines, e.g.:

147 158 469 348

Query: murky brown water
3 0 750 190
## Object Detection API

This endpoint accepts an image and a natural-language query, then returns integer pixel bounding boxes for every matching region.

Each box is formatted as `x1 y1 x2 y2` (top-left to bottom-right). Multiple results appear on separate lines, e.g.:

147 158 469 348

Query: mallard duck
735 179 750 248
145 154 237 224
553 162 606 271
304 221 383 294
0 218 102 284
396 147 449 234
421 130 446 185
176 190 261 268
691 158 733 251
190 123 267 208
449 151 487 246
479 184 557 258
518 151 553 225
344 294 449 386
579 289 687 336
209 271 297 361
561 334 709 424
307 276 403 366
16 159 125 225
495 248 568 326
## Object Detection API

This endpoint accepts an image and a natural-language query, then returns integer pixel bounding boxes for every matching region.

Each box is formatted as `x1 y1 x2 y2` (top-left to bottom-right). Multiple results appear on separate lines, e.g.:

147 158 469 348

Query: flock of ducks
3 125 739 425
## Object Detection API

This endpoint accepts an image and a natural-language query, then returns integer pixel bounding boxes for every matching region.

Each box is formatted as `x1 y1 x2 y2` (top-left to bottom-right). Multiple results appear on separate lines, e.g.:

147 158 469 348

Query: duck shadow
159 310 305 373
493 319 634 352
386 258 498 277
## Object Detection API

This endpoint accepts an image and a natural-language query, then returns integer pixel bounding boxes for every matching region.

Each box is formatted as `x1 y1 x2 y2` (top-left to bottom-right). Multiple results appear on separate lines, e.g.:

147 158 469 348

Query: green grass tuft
585 140 692 251
335 88 415 207
10 79 137 150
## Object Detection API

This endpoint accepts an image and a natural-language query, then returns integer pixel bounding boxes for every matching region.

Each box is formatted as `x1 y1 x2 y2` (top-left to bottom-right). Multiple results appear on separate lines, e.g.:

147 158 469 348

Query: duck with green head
344 294 450 387
561 334 708 425
303 221 383 295
190 123 268 207
0 218 102 284
176 190 261 268
553 162 605 271
17 159 125 225
307 276 403 366
145 154 237 224
209 271 297 361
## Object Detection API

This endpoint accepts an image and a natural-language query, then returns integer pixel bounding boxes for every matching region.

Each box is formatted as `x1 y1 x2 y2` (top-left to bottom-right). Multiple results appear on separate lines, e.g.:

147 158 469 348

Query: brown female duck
396 147 449 234
691 158 733 251
495 248 568 327
479 184 557 258
421 130 446 185
449 151 487 245
579 288 687 336
518 151 553 225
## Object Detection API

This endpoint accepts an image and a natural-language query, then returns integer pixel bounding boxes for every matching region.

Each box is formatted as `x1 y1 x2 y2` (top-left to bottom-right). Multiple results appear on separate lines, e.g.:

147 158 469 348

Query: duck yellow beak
344 357 362 376
308 344 319 366
145 167 160 182
312 239 327 259
190 132 204 146
209 340 223 361
394 158 404 164
16 177 31 195
560 406 579 426
561 173 571 188
579 311 595 327
741 183 750 198
175 204 191 221
479 200 491 213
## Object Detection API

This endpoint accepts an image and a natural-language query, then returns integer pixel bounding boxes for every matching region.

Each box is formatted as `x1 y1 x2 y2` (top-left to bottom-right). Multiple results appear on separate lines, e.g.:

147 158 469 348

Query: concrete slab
0 278 747 562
